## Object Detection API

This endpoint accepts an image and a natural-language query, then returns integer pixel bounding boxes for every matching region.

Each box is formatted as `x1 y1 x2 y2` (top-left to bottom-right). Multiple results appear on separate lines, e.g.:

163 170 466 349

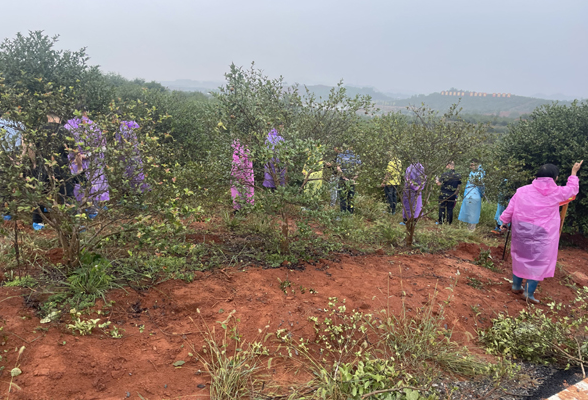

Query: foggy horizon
2 0 587 99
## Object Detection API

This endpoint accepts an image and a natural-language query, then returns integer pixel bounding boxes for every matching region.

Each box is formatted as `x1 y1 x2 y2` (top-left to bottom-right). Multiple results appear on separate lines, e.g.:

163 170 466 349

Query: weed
238 213 276 237
276 295 460 399
3 276 38 288
378 222 405 247
65 252 114 302
107 325 123 338
470 305 482 317
221 210 241 231
5 345 25 396
67 309 100 336
467 277 484 290
474 249 499 272
354 194 388 221
189 310 268 400
278 278 292 294
375 290 486 378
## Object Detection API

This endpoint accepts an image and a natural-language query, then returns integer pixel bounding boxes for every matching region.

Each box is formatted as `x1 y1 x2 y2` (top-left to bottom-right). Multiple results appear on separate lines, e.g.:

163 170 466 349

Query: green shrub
480 309 561 364
500 101 588 232
480 287 588 367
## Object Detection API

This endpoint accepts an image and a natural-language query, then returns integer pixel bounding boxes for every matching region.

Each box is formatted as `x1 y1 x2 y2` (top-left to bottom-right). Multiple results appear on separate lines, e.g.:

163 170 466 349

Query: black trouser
438 195 457 225
339 180 355 213
384 185 398 214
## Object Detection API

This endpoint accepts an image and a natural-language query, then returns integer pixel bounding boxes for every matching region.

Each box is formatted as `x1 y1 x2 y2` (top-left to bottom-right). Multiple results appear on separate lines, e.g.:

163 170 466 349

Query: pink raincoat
231 140 254 210
500 176 579 281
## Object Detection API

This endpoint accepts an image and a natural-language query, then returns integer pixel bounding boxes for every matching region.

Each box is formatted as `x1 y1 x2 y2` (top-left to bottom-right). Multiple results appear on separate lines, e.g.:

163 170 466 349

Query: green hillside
382 91 573 116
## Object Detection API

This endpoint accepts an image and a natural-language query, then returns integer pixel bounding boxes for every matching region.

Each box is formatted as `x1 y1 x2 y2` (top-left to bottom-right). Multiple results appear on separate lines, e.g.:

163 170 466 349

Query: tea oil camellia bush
364 105 488 246
500 101 588 232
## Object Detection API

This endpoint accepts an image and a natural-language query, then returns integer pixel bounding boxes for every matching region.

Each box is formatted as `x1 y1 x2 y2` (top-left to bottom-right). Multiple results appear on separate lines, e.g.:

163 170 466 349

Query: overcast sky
2 0 587 98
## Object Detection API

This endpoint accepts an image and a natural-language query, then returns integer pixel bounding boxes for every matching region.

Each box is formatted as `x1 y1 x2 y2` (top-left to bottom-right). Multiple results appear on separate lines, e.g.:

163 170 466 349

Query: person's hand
500 224 509 232
380 183 386 187
572 160 584 175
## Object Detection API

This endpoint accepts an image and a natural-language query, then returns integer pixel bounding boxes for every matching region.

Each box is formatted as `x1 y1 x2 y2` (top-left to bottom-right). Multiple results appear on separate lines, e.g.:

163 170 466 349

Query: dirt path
1 243 587 399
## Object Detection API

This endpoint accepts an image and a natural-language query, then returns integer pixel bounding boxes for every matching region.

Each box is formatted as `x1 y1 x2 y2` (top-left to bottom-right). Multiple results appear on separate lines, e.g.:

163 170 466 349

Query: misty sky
2 0 587 97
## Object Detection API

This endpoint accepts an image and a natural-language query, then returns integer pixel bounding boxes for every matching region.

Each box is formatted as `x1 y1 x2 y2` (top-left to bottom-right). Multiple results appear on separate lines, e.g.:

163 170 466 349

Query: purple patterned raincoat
263 129 286 188
402 163 426 220
116 121 149 193
65 116 110 203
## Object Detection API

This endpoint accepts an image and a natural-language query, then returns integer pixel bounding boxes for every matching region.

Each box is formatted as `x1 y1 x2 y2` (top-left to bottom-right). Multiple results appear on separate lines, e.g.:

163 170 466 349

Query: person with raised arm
500 161 583 303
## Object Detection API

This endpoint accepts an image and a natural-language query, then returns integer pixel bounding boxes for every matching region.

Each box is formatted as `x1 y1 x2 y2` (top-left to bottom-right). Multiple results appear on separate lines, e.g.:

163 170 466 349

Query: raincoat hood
531 177 558 196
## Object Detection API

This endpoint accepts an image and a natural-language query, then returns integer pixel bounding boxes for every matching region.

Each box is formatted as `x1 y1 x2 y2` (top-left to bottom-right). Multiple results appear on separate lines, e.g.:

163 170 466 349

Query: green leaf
172 360 185 367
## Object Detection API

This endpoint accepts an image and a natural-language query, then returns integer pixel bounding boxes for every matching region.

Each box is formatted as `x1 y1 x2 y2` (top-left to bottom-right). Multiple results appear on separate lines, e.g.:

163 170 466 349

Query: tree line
0 31 587 271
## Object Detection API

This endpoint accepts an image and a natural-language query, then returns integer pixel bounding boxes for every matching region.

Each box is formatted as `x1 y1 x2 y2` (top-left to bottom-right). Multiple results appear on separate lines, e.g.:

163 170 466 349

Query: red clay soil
1 243 588 400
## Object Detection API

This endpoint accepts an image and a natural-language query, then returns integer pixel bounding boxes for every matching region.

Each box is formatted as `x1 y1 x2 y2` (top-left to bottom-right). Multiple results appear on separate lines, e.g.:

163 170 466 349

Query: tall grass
274 281 491 399
375 284 486 378
190 311 268 400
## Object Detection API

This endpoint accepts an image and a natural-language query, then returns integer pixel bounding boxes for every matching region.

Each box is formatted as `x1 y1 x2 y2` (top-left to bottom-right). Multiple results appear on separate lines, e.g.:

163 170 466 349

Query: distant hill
530 93 583 101
158 80 412 101
157 80 579 116
301 85 411 101
380 91 575 116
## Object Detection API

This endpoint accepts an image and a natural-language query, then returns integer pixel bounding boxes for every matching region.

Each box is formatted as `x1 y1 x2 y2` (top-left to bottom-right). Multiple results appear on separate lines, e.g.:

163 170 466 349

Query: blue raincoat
458 166 485 224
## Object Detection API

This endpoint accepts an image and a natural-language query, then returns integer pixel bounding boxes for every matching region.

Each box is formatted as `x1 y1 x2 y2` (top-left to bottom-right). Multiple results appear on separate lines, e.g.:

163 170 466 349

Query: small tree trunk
58 230 71 268
13 220 21 272
406 219 416 247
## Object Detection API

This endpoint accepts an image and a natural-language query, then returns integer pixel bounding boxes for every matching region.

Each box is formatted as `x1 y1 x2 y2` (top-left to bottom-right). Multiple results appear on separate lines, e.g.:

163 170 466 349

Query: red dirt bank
1 243 587 400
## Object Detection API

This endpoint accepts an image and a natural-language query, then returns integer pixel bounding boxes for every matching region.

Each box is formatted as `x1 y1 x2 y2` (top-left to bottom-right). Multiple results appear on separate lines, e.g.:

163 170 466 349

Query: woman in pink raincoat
231 140 254 212
500 161 583 303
